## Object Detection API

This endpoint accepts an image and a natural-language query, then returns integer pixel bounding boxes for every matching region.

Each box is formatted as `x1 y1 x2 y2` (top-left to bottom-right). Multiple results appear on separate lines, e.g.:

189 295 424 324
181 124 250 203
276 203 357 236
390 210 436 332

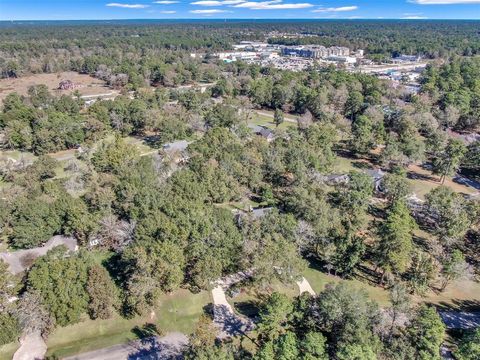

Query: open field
407 163 478 199
227 263 480 322
0 71 114 103
333 154 478 199
45 289 211 359
304 267 392 306
249 113 295 131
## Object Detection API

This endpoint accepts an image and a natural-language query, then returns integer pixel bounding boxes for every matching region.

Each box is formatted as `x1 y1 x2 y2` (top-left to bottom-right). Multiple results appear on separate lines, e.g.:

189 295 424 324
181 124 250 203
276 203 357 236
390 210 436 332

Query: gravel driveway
0 235 77 274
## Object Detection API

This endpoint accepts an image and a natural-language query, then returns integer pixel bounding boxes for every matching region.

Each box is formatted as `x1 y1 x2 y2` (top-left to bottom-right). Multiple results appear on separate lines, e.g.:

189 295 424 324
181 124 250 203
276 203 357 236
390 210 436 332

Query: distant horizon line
2 18 480 21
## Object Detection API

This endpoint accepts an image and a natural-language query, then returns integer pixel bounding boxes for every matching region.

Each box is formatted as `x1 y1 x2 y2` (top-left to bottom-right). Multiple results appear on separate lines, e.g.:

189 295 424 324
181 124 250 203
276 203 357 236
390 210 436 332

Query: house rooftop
251 207 274 219
163 140 191 152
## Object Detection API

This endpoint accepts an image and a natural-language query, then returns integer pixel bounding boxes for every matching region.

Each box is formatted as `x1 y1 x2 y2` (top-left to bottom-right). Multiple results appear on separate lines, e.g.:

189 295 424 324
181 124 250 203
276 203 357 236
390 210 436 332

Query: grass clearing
0 342 19 360
249 113 295 130
228 279 299 319
46 289 211 358
305 264 480 310
304 266 391 306
0 71 112 103
333 155 358 173
0 150 36 163
215 198 269 212
406 164 478 200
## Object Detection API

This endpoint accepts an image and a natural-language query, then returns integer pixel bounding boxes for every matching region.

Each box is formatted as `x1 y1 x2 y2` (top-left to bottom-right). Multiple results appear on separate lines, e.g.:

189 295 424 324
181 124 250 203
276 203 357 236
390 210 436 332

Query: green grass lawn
249 113 296 130
303 266 391 306
0 342 19 360
406 176 476 200
46 289 211 358
0 150 36 162
305 264 480 309
215 198 269 212
333 155 358 173
228 279 300 319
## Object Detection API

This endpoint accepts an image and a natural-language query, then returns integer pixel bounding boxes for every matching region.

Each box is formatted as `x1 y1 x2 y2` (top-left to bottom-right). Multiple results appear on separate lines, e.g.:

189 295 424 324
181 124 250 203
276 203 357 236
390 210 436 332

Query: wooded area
0 20 479 360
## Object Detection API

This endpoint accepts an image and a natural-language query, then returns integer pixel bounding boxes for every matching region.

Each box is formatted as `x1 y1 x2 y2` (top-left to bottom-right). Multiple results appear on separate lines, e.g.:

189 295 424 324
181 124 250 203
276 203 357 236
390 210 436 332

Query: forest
0 21 479 360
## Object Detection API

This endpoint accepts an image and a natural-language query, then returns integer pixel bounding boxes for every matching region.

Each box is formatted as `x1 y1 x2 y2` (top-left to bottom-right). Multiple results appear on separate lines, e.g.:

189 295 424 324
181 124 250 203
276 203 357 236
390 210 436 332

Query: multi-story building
281 45 351 59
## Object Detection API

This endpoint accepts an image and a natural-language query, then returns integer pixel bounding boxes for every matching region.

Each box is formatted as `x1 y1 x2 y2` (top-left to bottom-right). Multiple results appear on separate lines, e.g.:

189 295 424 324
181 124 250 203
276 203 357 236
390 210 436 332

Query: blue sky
1 0 479 20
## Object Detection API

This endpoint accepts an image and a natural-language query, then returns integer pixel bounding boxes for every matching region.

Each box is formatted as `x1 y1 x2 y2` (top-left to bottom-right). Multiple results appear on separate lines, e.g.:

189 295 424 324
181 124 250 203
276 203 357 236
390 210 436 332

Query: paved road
439 311 480 330
64 332 187 360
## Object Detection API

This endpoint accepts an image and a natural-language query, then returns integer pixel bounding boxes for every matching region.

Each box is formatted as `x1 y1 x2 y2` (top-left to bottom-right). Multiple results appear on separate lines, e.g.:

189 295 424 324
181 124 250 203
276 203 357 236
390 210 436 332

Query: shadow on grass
233 301 260 320
202 303 215 320
306 255 385 289
431 299 480 312
352 161 374 170
131 323 162 339
412 233 431 252
142 135 163 149
102 253 127 288
406 170 437 183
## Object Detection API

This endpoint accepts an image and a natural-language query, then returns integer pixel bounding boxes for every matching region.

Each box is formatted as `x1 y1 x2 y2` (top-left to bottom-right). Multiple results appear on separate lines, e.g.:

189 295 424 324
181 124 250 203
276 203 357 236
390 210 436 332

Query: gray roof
251 207 274 219
248 124 264 133
163 140 191 152
259 127 275 139
248 124 275 140
365 169 385 180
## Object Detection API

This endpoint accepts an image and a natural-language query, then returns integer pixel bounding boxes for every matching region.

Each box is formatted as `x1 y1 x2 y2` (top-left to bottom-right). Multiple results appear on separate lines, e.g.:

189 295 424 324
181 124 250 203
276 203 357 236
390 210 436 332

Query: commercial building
281 45 350 59
326 55 357 64
393 54 422 63
215 51 259 62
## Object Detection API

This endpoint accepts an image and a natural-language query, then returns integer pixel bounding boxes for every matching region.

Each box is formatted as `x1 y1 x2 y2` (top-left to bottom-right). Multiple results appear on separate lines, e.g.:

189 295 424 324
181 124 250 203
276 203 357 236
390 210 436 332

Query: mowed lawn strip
249 113 296 130
304 267 391 306
305 266 480 309
0 342 20 360
46 289 211 359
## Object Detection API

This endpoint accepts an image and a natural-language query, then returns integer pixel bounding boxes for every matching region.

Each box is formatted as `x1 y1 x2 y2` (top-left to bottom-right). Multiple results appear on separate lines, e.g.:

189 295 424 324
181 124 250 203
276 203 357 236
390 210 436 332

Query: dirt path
63 332 187 360
13 332 47 360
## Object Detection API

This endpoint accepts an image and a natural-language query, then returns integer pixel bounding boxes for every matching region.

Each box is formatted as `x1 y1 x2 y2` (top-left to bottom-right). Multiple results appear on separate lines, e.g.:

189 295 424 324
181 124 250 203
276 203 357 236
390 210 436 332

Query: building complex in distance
281 45 351 59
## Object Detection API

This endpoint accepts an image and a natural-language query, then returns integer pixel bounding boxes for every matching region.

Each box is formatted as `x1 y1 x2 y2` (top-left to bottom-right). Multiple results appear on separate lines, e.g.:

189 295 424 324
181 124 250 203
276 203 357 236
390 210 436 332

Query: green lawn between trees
1 258 479 359
1 113 479 359
45 289 210 359
0 290 210 359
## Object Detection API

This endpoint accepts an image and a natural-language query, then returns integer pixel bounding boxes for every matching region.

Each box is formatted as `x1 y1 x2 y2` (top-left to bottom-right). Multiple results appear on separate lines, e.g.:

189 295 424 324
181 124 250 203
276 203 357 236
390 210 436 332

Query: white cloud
190 8 230 12
106 3 150 8
312 5 358 12
401 15 429 18
233 0 313 9
153 1 179 3
160 10 177 13
191 0 245 5
409 0 480 4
